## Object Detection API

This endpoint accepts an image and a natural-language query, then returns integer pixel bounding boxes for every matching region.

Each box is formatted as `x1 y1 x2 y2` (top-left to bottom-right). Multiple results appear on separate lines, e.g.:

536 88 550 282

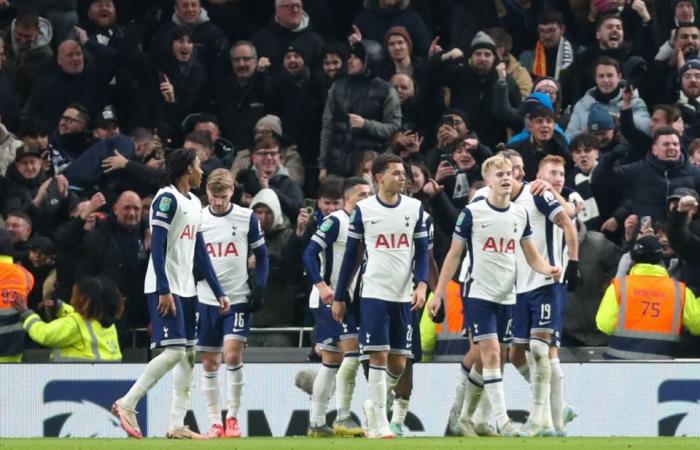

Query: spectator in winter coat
593 127 700 221
429 31 522 149
27 30 118 127
211 41 268 153
511 106 572 180
151 0 229 84
566 56 650 139
352 0 431 58
3 145 76 238
319 40 401 178
250 0 325 73
4 11 54 108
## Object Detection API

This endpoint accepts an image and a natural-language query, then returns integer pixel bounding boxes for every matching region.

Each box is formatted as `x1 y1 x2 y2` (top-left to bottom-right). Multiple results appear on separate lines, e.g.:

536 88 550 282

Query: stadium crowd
2 0 700 359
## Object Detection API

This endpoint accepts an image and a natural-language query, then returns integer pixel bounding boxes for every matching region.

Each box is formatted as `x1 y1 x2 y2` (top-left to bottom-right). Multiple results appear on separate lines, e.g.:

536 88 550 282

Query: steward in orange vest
596 236 700 359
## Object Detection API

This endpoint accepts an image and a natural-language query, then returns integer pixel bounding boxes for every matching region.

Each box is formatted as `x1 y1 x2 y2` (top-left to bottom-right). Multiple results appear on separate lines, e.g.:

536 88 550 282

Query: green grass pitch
2 438 700 450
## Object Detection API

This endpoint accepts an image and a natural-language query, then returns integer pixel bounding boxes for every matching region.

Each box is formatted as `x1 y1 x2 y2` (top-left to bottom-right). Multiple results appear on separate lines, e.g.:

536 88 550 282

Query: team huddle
109 148 580 439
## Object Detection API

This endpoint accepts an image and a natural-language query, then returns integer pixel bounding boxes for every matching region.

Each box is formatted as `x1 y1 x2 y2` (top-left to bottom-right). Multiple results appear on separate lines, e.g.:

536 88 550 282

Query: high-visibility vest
23 304 122 362
606 275 685 360
0 259 34 360
434 280 469 358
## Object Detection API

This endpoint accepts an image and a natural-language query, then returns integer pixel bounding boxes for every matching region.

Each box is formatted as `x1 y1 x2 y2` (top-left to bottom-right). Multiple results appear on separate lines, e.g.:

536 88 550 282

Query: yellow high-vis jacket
20 301 122 362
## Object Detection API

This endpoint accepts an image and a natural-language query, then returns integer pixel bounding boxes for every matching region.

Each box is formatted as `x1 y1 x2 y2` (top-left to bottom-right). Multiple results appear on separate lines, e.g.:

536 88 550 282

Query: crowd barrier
1 362 699 437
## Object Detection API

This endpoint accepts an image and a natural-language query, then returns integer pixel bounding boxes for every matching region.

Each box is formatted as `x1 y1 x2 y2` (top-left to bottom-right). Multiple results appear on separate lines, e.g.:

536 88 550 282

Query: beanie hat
631 235 663 265
680 57 700 79
469 31 497 57
350 41 367 64
283 42 309 64
522 92 554 116
587 104 615 132
255 115 283 138
385 26 413 54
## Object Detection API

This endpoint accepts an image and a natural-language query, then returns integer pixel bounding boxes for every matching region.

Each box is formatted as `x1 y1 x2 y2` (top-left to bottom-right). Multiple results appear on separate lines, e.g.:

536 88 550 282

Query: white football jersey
454 198 533 305
144 186 202 297
349 195 427 303
197 204 265 306
308 209 356 308
473 184 563 293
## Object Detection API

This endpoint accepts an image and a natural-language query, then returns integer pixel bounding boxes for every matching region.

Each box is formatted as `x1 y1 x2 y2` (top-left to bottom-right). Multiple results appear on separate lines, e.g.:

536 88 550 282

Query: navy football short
196 302 250 352
148 293 198 349
359 298 412 356
463 297 513 344
512 284 561 345
312 303 358 352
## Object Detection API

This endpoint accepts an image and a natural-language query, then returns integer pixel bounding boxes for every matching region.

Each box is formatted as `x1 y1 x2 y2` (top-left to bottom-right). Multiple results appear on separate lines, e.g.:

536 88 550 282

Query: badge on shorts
320 219 333 232
456 211 465 226
159 197 172 212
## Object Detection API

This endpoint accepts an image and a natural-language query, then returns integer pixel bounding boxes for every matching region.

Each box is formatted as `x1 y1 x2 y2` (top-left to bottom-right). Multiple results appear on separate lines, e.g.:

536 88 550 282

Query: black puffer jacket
592 150 700 221
429 53 521 149
319 42 401 177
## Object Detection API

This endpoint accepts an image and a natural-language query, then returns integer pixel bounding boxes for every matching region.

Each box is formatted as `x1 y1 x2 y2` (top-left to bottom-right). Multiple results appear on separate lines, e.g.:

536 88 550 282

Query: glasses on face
60 115 84 124
255 150 280 158
535 88 557 96
279 3 302 10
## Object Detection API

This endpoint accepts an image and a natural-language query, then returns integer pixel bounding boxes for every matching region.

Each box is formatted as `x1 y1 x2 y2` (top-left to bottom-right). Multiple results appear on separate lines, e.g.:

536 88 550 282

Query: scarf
532 36 574 79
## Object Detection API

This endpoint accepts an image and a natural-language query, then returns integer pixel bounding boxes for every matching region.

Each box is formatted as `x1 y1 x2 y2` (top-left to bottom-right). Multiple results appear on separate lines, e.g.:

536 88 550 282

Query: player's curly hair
160 148 196 187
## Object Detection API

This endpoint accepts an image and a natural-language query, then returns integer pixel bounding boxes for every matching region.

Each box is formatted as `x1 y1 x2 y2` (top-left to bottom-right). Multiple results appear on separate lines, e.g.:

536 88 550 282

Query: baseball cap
94 106 118 129
667 187 700 203
29 236 55 255
631 235 663 265
14 143 43 162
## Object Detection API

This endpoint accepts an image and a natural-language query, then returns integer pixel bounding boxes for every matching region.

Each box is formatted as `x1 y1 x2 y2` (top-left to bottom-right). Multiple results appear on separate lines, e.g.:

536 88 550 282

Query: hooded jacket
5 17 54 105
319 41 401 177
249 189 300 328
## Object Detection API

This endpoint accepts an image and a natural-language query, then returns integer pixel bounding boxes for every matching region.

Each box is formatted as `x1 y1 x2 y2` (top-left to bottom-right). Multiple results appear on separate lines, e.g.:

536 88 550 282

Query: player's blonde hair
481 154 513 179
206 168 235 193
537 155 566 171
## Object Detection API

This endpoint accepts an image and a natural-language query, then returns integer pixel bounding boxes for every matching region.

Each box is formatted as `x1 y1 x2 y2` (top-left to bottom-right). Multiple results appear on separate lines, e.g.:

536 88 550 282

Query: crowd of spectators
2 0 700 355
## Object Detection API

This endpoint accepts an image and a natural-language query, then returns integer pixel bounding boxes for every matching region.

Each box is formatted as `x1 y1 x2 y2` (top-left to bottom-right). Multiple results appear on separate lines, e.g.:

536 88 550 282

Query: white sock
121 347 184 410
202 370 221 426
482 368 509 428
472 389 492 424
550 358 564 430
459 366 483 422
336 353 360 421
368 365 388 428
169 348 195 430
451 364 470 415
311 363 338 427
529 339 551 425
226 364 244 419
391 397 409 425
